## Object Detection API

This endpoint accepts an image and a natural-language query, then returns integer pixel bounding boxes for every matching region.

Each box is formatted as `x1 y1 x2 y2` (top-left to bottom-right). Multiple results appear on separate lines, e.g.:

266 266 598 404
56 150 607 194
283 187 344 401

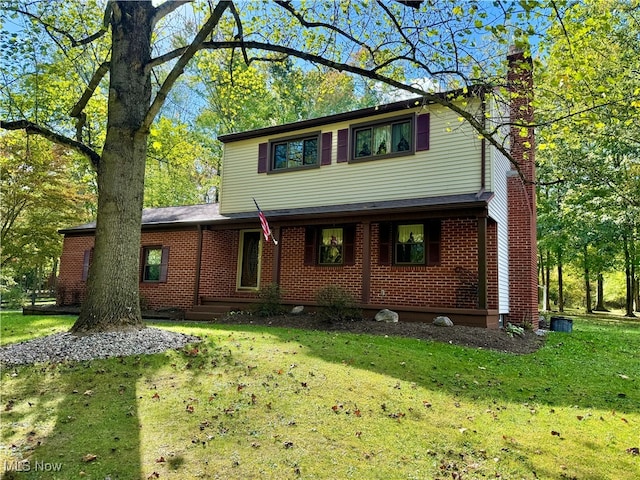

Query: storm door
238 230 262 289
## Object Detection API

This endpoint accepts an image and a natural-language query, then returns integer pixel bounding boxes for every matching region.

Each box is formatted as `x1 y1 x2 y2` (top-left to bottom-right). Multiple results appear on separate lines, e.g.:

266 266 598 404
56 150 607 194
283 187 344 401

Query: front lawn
1 312 638 479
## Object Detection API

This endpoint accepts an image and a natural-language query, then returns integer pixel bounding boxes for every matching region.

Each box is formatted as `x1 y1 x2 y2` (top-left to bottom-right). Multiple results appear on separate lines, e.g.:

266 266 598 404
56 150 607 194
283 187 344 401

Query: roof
59 192 494 235
218 87 484 144
59 203 223 234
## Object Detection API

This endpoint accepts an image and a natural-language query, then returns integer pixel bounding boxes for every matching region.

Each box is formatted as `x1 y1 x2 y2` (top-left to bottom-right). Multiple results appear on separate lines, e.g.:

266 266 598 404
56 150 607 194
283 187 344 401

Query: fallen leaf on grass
626 447 639 455
147 472 160 479
551 431 561 437
82 454 97 462
152 392 160 400
83 390 93 396
185 404 195 413
155 456 165 463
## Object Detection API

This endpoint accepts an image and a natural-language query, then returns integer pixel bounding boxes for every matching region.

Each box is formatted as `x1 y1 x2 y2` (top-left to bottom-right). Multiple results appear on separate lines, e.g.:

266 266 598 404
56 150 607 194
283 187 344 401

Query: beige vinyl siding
487 98 511 314
220 103 484 214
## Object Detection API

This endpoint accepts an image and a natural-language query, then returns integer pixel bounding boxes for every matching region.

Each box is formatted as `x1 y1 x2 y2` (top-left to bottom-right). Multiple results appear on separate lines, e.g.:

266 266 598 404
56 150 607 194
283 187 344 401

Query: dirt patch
212 312 545 355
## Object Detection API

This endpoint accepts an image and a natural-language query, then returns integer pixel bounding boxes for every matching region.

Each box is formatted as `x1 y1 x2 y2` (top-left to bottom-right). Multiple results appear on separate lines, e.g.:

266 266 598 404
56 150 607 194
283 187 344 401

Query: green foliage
315 284 361 322
505 322 525 338
0 273 25 309
253 283 285 317
0 132 95 290
145 117 219 207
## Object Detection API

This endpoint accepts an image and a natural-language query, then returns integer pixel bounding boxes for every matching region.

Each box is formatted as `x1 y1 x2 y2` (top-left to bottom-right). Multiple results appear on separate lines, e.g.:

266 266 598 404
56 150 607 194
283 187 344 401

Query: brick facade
58 229 201 311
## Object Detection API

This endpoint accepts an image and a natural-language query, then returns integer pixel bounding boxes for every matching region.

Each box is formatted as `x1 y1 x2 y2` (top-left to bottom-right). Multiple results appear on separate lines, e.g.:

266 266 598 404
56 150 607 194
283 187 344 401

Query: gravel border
0 327 201 366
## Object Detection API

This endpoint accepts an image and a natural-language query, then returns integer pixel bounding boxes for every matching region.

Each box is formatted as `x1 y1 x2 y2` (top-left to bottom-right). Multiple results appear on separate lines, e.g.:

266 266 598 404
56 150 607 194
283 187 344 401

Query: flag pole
253 198 278 245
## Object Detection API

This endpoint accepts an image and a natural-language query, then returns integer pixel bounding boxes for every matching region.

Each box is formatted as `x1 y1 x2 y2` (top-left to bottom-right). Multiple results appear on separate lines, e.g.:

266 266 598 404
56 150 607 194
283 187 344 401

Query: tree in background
536 0 640 315
1 131 95 301
144 117 218 207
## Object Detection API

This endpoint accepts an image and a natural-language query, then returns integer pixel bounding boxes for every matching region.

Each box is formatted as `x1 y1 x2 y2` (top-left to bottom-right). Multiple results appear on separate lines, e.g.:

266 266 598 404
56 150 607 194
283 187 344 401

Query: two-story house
57 48 537 329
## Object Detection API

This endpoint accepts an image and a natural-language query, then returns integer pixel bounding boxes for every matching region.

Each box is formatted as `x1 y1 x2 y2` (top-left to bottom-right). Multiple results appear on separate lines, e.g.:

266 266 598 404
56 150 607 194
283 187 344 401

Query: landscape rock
291 305 305 315
375 309 399 323
433 315 454 327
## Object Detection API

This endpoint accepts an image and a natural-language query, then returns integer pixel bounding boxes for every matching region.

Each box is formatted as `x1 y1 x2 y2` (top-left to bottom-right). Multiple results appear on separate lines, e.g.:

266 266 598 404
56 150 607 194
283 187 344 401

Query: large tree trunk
72 2 153 333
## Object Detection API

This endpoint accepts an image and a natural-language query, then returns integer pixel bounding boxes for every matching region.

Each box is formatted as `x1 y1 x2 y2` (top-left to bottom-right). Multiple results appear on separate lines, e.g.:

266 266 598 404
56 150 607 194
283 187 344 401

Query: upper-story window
272 135 319 171
352 116 413 161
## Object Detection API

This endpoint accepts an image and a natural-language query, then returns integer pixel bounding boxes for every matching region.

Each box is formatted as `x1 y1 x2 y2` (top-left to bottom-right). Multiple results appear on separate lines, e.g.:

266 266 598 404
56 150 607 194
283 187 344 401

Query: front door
238 230 262 289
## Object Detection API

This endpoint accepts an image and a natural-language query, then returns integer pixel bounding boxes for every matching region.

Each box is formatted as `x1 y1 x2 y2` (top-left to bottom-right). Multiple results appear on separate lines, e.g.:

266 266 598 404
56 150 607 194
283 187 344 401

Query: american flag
253 198 278 245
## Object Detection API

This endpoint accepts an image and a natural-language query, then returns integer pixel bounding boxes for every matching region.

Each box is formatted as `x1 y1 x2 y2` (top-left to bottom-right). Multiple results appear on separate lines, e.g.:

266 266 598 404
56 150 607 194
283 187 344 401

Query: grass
1 311 638 479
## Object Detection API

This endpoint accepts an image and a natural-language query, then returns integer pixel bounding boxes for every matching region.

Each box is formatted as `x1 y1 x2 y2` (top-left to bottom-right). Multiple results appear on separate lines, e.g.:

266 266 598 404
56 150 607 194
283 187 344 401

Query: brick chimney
506 46 539 328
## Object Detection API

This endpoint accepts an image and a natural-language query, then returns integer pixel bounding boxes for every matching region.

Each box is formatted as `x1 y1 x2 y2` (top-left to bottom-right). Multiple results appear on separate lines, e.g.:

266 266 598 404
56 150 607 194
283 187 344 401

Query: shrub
2 285 26 309
315 285 361 323
254 283 285 317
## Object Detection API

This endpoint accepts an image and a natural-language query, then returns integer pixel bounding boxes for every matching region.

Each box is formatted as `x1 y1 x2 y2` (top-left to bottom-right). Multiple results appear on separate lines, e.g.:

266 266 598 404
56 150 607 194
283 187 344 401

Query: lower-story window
319 227 344 265
142 246 169 282
395 224 425 264
379 220 441 266
304 225 355 266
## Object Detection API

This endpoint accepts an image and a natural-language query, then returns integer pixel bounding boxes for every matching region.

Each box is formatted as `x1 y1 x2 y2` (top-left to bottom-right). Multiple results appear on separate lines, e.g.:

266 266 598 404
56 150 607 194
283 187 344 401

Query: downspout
273 225 282 284
480 88 487 192
477 88 488 313
477 213 488 311
193 224 203 307
361 221 371 305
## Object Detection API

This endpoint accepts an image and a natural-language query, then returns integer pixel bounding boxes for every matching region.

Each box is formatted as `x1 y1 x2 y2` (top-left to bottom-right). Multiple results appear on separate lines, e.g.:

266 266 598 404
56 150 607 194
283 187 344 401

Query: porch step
185 304 232 321
184 310 224 321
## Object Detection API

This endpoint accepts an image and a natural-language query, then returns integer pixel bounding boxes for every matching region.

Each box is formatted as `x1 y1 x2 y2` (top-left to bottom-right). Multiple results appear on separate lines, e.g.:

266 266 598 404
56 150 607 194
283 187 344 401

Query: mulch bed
211 312 546 355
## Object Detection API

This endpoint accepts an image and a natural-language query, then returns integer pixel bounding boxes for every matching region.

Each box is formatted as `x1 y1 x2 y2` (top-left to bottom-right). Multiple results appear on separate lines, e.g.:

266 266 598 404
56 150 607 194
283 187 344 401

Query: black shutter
337 128 349 163
258 142 268 173
343 225 355 265
427 221 441 266
378 223 392 265
321 132 332 165
82 248 92 281
159 246 170 282
416 113 430 151
139 247 145 281
304 227 317 266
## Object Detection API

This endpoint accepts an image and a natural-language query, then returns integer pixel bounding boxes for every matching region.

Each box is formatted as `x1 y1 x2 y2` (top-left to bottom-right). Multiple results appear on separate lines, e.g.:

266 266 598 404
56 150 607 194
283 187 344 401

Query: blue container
550 316 573 333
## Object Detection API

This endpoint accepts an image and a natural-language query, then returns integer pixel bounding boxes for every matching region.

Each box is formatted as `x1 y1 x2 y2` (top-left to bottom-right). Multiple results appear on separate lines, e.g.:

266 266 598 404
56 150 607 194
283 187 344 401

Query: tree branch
70 61 110 118
152 0 192 27
0 120 100 169
5 6 110 48
151 37 521 171
142 1 232 132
